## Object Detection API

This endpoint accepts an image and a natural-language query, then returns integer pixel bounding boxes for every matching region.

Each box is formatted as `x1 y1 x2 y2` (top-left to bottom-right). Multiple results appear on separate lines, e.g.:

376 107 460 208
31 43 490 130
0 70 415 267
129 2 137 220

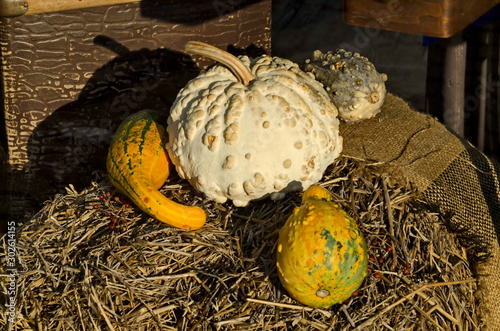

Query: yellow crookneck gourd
106 109 206 230
276 185 368 308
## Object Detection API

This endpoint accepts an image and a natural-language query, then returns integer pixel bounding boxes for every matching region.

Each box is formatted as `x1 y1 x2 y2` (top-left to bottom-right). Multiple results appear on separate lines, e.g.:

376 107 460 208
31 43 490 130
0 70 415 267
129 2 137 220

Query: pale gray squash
303 49 388 123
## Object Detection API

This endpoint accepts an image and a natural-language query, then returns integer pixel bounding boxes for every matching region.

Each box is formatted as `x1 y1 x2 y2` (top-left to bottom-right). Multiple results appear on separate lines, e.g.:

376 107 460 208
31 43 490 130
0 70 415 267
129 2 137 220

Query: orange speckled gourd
106 109 206 230
276 185 368 308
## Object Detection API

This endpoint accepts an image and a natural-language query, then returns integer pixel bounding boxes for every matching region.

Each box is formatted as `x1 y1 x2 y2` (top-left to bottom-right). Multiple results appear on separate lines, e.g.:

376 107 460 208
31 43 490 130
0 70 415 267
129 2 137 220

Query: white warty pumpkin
167 42 342 207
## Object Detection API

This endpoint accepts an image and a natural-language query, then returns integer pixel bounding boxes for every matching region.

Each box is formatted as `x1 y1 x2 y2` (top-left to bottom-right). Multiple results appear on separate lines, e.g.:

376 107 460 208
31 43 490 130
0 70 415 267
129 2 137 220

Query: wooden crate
0 0 271 219
343 0 500 38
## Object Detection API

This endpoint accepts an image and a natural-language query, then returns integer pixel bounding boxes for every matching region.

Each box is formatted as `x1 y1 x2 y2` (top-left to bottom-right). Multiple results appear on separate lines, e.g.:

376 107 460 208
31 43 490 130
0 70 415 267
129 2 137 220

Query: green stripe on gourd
106 109 206 230
276 185 368 308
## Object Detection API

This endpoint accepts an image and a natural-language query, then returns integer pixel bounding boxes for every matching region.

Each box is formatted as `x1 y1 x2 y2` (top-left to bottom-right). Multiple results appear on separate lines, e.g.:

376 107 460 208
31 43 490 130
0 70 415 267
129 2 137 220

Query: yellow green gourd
106 109 206 230
276 185 368 308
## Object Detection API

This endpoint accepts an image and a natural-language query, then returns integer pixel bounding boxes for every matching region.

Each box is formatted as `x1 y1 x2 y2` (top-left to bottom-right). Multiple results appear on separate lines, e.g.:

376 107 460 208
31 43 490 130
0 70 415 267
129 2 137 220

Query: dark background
272 0 500 160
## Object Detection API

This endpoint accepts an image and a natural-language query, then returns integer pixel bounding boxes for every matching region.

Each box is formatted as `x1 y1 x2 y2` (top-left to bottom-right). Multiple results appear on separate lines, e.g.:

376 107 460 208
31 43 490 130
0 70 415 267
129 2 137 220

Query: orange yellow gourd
106 109 206 230
276 185 368 308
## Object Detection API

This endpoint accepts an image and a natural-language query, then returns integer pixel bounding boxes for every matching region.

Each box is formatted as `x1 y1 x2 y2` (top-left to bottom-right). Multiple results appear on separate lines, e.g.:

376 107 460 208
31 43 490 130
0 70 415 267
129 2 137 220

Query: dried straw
1 156 479 330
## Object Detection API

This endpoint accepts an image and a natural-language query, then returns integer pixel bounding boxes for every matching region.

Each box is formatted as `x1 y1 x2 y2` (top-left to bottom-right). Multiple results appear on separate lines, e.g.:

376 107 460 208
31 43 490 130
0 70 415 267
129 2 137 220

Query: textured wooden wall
0 0 271 218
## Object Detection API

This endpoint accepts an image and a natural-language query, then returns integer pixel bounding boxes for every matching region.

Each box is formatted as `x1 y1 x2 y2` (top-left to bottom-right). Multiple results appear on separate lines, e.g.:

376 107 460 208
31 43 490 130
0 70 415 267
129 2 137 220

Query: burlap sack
340 93 500 330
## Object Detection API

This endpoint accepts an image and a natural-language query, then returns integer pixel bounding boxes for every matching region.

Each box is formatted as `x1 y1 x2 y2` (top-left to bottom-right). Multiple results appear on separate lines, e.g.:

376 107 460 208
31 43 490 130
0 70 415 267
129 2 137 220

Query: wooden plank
25 0 139 15
343 0 500 38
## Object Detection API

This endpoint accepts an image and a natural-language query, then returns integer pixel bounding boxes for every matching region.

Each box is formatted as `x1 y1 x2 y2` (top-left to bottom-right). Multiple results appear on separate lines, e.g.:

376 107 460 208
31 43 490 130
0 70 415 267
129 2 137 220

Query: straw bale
1 156 479 330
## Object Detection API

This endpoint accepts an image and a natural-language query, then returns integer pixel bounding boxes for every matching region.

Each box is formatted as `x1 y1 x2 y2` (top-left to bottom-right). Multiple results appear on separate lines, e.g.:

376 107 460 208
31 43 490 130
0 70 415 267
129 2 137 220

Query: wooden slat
25 0 139 15
343 0 500 38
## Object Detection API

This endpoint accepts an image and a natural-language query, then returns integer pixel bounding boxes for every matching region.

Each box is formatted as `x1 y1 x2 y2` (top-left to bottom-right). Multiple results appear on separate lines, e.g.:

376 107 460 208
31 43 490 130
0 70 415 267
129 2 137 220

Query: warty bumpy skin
167 55 343 207
303 49 388 123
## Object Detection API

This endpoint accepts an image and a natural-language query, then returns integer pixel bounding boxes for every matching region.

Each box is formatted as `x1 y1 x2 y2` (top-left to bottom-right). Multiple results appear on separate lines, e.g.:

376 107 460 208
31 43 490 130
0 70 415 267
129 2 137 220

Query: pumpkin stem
185 41 255 86
302 185 333 202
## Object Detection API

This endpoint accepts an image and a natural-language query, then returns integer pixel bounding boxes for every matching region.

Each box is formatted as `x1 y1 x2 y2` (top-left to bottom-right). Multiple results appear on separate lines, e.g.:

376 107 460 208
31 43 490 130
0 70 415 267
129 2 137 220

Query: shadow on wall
20 37 200 213
2 0 271 221
138 0 263 23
